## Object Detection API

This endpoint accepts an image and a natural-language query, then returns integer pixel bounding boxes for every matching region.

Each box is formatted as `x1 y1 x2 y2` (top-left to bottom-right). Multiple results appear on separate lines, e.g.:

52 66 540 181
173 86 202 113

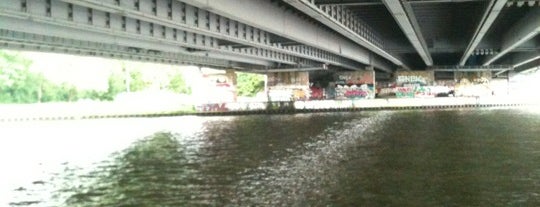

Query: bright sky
20 51 202 91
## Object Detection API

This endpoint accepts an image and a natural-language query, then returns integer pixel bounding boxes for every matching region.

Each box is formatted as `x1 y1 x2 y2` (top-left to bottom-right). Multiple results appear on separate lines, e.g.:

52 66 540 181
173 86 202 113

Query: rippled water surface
1 108 540 206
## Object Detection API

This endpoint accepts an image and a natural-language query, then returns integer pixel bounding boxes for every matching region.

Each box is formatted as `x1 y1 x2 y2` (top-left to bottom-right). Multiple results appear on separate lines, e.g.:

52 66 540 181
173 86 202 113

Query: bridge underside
0 0 539 75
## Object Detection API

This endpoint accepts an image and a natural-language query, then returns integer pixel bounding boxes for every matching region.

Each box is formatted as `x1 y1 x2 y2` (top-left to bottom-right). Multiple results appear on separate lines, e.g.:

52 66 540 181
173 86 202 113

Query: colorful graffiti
454 71 493 97
395 71 434 87
309 87 324 100
267 71 309 87
396 76 428 85
267 71 310 101
344 90 369 97
393 71 436 98
395 87 414 98
199 103 228 112
333 71 376 99
394 85 448 98
268 88 309 101
335 84 375 99
335 71 375 85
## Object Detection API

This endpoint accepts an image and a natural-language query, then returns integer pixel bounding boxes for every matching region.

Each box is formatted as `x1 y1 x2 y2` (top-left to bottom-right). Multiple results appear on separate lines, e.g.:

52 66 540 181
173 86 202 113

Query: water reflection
58 113 372 206
338 109 540 206
4 109 540 206
63 132 194 206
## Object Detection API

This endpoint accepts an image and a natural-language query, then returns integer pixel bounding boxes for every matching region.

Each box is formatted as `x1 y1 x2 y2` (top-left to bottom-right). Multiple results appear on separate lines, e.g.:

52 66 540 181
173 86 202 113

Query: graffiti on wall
267 71 309 87
309 87 324 100
267 71 310 101
335 84 375 99
334 71 375 85
334 71 376 99
393 71 435 98
394 85 449 98
396 76 428 85
395 71 434 86
193 69 238 112
395 87 414 98
454 71 493 97
199 103 228 112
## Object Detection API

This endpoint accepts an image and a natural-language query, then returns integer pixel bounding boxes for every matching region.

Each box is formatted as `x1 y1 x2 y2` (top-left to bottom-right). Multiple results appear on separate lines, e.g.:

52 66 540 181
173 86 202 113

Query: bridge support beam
283 0 405 71
58 0 363 70
460 0 507 66
178 0 393 72
484 8 540 65
382 0 433 66
494 52 540 75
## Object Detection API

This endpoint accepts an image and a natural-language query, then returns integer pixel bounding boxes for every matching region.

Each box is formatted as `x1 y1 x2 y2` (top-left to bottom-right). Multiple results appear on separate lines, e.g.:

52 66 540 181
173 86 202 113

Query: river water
1 108 540 206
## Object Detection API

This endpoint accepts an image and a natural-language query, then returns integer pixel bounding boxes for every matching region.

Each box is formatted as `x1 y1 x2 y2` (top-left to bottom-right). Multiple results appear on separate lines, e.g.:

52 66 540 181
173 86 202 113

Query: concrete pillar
334 70 376 99
225 69 237 101
507 70 516 95
266 71 310 101
225 69 237 85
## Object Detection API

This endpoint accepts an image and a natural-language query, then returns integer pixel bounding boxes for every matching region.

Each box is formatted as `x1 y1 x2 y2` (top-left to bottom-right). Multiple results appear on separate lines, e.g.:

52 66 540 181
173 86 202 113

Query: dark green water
2 108 540 206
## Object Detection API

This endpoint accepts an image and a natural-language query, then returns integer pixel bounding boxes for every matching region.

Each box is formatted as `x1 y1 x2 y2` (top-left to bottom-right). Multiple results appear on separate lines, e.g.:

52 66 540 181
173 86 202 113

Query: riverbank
1 96 539 121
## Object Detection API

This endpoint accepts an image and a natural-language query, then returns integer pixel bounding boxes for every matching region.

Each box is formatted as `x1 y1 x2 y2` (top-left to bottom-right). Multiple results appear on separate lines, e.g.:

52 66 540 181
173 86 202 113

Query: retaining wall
2 96 539 121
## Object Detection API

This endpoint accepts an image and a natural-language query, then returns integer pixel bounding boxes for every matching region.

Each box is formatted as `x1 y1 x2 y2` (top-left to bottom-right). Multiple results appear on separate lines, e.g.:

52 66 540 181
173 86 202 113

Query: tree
168 73 191 94
0 50 86 103
128 70 150 92
0 51 39 103
101 72 127 101
236 72 264 97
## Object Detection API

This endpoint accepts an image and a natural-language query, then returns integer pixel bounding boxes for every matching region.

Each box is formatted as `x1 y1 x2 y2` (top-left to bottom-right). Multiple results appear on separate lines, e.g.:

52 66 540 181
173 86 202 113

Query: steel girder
431 65 512 72
484 8 540 65
0 0 325 70
0 0 365 71
282 0 399 72
58 0 363 70
317 0 487 6
510 52 540 69
0 1 306 67
494 51 540 75
460 0 507 66
0 29 264 69
179 0 394 72
382 0 433 67
0 15 285 67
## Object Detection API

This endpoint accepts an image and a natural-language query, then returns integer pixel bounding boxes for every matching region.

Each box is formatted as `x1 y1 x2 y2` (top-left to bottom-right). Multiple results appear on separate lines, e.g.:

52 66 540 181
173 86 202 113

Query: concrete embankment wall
1 96 539 121
0 101 193 122
210 96 540 116
296 96 536 109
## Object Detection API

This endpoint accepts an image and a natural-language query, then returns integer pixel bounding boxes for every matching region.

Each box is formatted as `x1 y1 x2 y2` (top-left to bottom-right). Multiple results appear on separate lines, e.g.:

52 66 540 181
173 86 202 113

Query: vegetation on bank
236 72 265 97
0 51 192 103
0 50 265 104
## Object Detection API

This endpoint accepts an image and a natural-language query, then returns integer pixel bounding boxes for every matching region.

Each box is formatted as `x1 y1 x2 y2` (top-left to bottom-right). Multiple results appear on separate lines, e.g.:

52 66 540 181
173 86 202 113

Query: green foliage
0 51 39 103
236 72 264 97
40 81 79 102
168 73 191 94
103 72 127 100
78 70 154 101
1 50 86 103
0 50 198 103
78 70 150 101
128 70 149 92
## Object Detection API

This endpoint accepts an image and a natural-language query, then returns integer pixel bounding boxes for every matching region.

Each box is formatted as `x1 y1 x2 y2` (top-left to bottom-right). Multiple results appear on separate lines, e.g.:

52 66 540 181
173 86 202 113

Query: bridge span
0 0 538 74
